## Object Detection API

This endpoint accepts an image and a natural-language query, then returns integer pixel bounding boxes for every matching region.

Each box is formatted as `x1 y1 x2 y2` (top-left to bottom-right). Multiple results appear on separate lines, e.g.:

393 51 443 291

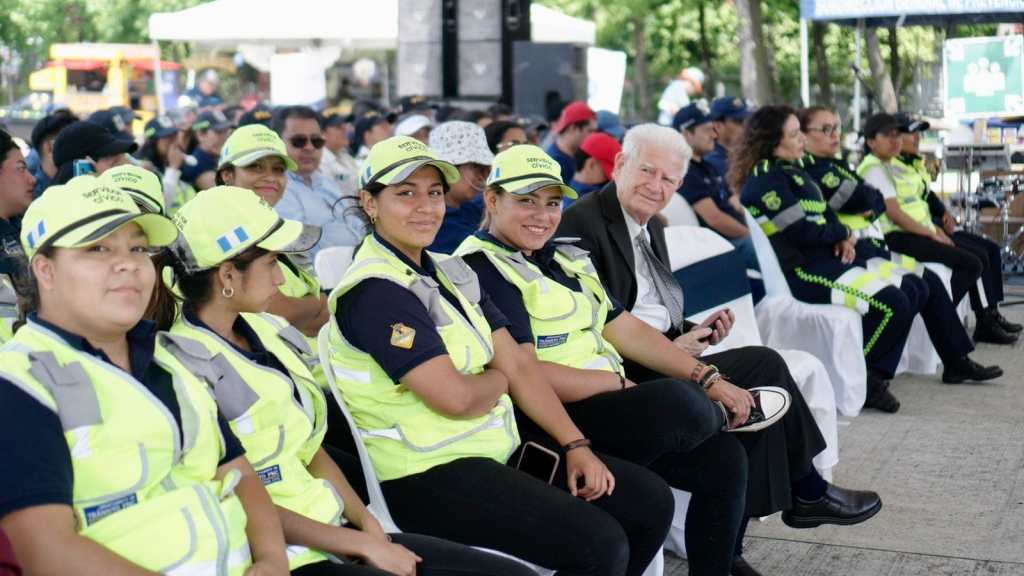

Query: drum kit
943 143 1024 273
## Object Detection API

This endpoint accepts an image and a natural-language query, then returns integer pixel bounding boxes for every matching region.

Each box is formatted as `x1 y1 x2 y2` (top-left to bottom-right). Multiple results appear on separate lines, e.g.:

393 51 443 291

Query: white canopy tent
148 1 594 48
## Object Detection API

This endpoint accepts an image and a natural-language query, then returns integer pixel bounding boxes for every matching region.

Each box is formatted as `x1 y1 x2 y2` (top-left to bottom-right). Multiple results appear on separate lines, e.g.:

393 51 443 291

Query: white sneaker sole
727 386 791 433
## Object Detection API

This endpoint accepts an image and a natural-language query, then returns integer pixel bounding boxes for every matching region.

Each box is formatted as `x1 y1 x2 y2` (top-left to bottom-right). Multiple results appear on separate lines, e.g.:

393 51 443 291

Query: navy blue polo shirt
335 234 510 382
704 142 729 176
0 316 245 520
181 147 219 185
429 196 484 255
462 232 624 345
545 141 577 184
679 157 745 226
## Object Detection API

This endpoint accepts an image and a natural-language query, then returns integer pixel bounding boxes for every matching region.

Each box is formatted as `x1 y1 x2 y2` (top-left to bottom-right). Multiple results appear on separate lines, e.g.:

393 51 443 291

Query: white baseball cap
395 114 433 138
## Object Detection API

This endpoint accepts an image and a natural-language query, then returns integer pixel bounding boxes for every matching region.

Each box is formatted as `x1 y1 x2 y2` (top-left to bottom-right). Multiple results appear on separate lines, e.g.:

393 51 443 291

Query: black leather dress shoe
995 310 1023 333
942 356 1003 384
864 375 900 413
781 484 882 529
974 312 1019 345
732 555 764 576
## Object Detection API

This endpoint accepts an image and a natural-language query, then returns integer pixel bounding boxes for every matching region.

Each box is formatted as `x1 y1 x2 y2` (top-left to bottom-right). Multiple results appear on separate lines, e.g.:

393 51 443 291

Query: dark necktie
636 231 685 330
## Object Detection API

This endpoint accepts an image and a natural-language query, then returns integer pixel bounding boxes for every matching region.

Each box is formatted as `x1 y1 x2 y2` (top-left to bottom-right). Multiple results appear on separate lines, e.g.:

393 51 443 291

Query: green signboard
944 35 1024 118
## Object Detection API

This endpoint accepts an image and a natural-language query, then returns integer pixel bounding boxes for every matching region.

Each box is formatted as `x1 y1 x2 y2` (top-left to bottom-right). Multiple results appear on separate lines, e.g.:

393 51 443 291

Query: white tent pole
854 20 863 132
153 40 164 116
800 18 810 106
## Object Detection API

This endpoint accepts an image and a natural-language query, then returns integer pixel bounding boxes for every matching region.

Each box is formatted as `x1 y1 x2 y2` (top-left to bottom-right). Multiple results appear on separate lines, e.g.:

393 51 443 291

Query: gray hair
620 123 693 180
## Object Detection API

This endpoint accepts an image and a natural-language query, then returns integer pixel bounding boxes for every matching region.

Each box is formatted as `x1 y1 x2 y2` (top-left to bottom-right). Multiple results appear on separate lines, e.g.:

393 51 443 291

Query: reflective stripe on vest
455 235 624 375
171 312 336 571
325 236 519 481
0 321 251 575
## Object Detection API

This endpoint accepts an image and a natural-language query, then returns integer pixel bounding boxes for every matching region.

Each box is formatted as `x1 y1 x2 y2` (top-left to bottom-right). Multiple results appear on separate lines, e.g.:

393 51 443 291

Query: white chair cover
744 213 868 416
660 193 700 227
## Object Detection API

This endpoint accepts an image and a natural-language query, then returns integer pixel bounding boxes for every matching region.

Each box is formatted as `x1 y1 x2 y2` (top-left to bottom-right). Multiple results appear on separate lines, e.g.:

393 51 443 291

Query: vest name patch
257 464 282 486
536 334 569 349
84 493 138 526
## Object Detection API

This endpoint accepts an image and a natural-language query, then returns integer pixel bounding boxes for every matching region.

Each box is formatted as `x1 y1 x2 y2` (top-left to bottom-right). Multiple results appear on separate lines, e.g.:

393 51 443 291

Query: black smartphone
515 441 561 485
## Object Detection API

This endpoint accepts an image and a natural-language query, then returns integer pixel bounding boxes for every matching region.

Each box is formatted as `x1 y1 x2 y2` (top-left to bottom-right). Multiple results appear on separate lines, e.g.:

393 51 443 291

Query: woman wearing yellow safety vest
0 129 35 342
733 106 915 414
457 145 882 576
156 186 533 576
327 136 673 576
215 124 331 339
857 112 1018 345
0 176 289 576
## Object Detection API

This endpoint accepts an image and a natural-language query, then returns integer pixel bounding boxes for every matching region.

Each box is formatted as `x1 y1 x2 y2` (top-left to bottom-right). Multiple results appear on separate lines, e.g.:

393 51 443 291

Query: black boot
863 372 900 413
942 355 1003 384
992 307 1023 333
974 309 1019 345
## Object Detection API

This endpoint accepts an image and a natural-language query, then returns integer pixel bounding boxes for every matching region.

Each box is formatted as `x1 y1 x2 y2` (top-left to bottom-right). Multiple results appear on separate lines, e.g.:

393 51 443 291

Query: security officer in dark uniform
0 130 35 339
736 105 914 413
798 106 1001 385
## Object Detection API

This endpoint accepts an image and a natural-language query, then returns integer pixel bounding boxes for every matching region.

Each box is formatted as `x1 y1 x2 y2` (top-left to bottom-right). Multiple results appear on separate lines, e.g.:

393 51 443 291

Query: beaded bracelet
690 361 707 384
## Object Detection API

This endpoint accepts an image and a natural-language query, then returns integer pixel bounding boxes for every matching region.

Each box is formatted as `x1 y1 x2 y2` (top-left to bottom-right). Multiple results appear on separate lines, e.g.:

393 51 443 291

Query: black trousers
953 231 1004 306
515 379 746 576
292 532 537 576
381 454 673 576
884 231 986 312
856 239 973 362
624 345 827 517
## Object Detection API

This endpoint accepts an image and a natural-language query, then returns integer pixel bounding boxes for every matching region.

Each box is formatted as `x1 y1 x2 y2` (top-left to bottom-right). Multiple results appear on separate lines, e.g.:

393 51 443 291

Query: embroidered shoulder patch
390 323 416 349
761 191 782 211
821 171 841 188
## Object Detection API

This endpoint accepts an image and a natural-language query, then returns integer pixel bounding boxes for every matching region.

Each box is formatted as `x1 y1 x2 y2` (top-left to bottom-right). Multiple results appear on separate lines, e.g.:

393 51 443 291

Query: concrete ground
665 287 1024 575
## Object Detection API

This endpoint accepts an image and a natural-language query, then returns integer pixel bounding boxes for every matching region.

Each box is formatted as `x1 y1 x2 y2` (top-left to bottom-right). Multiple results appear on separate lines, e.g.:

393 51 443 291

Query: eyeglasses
806 124 840 136
496 140 527 151
288 135 326 149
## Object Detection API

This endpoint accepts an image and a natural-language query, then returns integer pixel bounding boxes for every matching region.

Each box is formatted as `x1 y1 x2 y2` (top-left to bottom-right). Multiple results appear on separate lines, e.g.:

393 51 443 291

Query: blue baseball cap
672 102 713 132
596 110 625 141
709 97 752 122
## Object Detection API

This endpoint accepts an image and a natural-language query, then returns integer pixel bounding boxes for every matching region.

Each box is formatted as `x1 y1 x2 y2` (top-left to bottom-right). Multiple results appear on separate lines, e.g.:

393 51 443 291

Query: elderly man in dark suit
558 123 881 576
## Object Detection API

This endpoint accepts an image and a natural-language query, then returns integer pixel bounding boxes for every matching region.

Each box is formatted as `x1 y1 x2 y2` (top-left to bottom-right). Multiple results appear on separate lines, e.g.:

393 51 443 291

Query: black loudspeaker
512 41 587 119
398 0 531 101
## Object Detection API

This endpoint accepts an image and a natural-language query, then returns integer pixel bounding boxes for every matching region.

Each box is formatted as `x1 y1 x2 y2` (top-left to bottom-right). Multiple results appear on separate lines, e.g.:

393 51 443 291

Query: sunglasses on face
288 135 326 149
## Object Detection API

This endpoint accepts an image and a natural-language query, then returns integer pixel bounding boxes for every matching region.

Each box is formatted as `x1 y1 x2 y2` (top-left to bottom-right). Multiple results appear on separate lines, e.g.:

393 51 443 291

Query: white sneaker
721 386 791 433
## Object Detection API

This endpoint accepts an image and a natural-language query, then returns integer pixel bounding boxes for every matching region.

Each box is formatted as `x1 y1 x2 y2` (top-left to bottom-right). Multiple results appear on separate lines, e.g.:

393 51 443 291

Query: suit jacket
558 182 695 335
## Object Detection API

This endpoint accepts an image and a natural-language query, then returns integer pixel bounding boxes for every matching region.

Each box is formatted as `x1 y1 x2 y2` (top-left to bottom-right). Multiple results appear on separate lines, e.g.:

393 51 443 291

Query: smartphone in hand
515 441 561 485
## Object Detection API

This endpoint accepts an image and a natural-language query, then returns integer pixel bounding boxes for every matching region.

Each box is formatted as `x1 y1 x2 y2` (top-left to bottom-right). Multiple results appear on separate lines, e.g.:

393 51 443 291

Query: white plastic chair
744 212 868 416
318 325 664 575
660 193 700 227
659 225 840 557
313 245 356 290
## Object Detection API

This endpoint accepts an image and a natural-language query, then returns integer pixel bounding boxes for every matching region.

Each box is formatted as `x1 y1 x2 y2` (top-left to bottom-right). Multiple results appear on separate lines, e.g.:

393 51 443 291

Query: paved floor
665 289 1024 575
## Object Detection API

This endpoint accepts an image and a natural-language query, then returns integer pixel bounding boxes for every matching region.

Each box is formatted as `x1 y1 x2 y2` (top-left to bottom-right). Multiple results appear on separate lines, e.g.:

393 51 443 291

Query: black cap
894 112 930 133
352 110 394 150
238 105 273 128
88 107 136 140
144 115 178 140
53 121 139 167
192 109 233 132
862 113 901 140
399 95 435 114
30 110 78 151
322 112 354 128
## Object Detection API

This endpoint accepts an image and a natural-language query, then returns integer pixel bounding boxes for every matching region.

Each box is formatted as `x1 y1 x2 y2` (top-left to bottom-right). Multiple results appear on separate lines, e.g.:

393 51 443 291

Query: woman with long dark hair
135 115 196 214
732 105 914 413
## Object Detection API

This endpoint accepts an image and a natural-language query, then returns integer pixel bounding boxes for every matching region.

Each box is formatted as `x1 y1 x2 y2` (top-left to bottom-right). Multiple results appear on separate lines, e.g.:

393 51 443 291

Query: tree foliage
538 0 999 120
